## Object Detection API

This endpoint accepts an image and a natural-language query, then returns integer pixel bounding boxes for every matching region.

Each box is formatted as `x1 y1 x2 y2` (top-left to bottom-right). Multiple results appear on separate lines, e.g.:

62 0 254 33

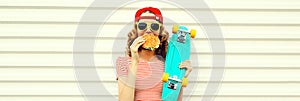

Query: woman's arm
118 59 138 101
177 60 193 101
118 36 145 101
177 87 184 101
118 79 135 101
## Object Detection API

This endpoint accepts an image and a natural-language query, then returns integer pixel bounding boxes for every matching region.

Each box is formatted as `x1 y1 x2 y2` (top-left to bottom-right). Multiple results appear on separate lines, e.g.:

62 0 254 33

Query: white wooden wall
0 0 300 101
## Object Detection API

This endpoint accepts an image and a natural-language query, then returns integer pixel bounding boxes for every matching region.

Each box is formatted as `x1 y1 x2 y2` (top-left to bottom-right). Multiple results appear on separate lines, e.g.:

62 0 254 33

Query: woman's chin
142 47 156 51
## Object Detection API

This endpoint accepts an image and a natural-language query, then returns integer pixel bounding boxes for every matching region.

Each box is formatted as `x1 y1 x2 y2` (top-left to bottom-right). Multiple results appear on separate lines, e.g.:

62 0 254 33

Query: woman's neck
138 49 156 62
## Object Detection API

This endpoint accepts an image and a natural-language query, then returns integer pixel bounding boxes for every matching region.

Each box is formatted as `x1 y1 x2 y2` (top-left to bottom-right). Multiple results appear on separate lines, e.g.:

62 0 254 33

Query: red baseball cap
135 7 163 24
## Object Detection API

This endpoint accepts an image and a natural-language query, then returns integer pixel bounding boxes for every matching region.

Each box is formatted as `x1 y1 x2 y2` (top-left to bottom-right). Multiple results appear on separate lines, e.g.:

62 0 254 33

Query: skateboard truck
168 81 177 90
162 75 185 90
172 25 197 43
177 30 188 43
162 73 189 88
167 75 181 90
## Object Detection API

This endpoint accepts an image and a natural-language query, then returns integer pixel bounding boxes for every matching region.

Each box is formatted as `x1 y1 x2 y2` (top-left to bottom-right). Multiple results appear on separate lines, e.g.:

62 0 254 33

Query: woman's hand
128 36 145 76
130 36 145 57
179 60 192 78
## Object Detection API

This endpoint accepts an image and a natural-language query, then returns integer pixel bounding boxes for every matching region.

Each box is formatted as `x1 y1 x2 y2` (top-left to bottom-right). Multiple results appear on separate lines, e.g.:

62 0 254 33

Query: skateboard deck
161 25 196 101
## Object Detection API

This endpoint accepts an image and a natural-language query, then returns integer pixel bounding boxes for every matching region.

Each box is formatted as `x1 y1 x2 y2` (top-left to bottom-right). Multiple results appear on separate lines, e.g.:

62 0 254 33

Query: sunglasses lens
138 23 147 30
151 23 159 31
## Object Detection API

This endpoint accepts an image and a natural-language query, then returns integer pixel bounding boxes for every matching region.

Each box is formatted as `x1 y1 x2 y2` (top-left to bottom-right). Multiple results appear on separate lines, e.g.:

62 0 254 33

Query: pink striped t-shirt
116 57 165 101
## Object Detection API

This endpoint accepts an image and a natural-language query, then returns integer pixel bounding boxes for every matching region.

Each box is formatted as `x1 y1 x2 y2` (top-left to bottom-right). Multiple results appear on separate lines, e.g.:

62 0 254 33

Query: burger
142 34 160 51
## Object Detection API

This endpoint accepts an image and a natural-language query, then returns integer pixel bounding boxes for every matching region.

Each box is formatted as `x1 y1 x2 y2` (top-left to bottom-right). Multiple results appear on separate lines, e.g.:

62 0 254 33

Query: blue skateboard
161 25 196 101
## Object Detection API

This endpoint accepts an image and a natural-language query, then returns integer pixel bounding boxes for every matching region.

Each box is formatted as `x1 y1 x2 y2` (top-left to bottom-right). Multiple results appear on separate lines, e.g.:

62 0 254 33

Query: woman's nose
145 27 152 34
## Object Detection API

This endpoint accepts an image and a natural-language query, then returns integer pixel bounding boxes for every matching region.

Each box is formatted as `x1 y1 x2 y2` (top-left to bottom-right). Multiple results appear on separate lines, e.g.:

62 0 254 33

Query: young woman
116 7 192 101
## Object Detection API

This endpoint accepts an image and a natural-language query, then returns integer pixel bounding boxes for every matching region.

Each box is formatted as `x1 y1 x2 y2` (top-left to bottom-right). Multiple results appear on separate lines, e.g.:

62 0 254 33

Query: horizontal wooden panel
0 54 299 67
0 68 300 82
0 54 208 66
78 10 300 24
0 0 299 9
189 97 300 101
1 24 300 39
0 24 80 37
0 9 299 24
204 0 300 9
0 82 300 95
0 97 89 101
1 39 300 53
0 96 300 101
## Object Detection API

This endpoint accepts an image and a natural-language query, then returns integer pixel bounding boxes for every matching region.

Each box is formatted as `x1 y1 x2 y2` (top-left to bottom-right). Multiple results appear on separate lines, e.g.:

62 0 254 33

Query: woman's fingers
130 36 145 53
178 60 192 77
179 60 191 68
134 37 145 47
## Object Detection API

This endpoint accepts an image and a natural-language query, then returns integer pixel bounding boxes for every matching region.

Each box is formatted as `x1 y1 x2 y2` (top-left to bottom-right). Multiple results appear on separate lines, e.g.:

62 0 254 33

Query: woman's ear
134 23 138 34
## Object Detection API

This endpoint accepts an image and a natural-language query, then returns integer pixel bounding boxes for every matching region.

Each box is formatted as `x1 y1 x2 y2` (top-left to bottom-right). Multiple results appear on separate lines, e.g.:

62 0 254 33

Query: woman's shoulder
116 56 165 66
153 57 165 65
117 56 130 60
116 57 131 78
116 56 131 63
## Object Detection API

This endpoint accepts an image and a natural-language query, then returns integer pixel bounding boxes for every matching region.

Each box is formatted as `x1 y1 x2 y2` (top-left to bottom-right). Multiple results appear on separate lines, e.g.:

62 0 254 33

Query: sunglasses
137 22 161 31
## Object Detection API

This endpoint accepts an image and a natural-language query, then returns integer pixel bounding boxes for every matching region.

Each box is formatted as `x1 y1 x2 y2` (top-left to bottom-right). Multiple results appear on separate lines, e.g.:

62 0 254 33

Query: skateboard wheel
172 25 179 34
182 77 188 87
162 73 169 82
190 29 196 38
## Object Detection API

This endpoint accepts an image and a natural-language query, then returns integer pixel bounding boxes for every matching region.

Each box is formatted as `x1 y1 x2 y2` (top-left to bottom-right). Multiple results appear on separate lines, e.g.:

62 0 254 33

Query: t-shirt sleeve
116 57 130 80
